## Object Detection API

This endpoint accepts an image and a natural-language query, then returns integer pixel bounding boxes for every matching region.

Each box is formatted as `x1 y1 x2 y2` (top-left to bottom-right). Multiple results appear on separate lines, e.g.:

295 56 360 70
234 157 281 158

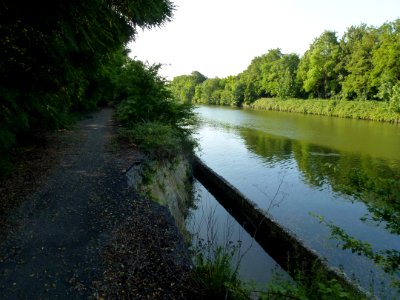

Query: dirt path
0 109 193 299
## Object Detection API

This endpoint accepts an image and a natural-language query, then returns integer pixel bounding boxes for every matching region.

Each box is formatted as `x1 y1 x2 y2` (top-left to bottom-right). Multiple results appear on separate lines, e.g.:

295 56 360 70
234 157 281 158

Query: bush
119 122 196 159
115 59 198 157
114 60 196 128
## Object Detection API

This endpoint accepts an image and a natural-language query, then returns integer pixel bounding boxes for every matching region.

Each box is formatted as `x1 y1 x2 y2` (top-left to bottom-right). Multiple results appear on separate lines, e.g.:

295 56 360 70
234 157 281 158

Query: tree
298 31 340 98
169 71 207 103
259 50 300 99
371 20 400 101
191 71 208 84
221 76 245 106
171 18 400 106
340 25 378 100
0 0 174 175
239 56 265 103
259 49 284 97
194 78 224 104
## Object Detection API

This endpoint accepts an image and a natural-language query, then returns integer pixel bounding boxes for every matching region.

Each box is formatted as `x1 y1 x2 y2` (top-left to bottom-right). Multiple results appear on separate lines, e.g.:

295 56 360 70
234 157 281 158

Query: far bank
246 98 400 123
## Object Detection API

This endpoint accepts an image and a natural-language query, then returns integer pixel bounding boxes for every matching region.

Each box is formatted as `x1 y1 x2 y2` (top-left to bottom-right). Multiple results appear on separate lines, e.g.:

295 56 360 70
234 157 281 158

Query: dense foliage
170 19 400 111
115 59 197 159
0 0 175 175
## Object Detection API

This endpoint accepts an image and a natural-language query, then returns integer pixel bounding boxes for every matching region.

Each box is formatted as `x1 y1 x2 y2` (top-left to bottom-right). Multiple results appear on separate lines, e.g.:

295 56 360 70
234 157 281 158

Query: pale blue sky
129 0 400 79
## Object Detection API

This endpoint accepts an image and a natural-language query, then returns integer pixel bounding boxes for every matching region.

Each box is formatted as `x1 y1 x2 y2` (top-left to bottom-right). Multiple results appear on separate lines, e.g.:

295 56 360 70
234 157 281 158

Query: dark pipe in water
192 156 367 298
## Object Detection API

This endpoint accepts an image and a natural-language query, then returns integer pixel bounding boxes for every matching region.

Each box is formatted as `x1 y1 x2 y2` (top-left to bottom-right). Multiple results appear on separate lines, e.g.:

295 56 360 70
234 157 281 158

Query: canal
186 105 400 297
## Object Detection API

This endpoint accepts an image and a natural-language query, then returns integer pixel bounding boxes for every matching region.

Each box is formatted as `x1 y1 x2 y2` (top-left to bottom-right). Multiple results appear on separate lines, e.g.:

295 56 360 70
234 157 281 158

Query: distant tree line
170 20 400 112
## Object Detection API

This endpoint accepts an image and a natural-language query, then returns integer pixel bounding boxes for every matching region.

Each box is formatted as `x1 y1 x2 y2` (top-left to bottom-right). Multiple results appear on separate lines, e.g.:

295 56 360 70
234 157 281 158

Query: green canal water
187 105 400 298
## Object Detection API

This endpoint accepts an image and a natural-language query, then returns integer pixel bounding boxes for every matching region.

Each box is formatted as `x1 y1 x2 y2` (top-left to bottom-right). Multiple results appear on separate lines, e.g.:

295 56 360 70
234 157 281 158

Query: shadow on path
0 109 191 299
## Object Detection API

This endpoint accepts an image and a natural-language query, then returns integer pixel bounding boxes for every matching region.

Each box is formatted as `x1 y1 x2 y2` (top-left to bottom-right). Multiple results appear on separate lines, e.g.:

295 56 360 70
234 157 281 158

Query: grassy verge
187 205 367 299
191 243 250 299
250 98 400 123
189 237 365 300
118 121 197 160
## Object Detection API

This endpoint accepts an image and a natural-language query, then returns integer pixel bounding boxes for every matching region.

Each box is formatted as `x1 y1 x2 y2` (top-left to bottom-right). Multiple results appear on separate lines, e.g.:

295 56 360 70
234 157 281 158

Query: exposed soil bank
0 108 196 299
127 154 193 234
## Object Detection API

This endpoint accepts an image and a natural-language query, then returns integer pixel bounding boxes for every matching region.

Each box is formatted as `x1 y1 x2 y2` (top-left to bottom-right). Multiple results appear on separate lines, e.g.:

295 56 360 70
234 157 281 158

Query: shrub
115 59 198 157
119 122 196 159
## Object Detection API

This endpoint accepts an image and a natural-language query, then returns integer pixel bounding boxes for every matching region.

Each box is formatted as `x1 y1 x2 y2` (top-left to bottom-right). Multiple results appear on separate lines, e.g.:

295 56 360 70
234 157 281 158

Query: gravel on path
0 108 195 299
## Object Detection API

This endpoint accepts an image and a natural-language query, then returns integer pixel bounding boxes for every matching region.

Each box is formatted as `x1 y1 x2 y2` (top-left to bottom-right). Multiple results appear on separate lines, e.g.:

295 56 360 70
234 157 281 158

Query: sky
129 0 400 80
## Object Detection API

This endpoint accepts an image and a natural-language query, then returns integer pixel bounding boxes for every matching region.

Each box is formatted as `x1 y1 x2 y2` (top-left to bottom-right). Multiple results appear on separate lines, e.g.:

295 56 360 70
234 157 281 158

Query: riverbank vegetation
114 59 197 160
251 98 400 122
191 242 250 299
170 19 400 122
190 229 364 300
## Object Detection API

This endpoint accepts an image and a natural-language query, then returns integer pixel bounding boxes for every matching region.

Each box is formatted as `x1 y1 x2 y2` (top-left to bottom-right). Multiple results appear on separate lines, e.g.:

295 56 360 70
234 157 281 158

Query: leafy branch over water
311 213 400 292
342 169 400 235
309 165 400 293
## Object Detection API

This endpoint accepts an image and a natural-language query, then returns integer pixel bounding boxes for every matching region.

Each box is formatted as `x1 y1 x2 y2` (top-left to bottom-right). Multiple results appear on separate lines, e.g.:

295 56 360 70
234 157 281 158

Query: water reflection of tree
240 128 400 233
241 127 400 292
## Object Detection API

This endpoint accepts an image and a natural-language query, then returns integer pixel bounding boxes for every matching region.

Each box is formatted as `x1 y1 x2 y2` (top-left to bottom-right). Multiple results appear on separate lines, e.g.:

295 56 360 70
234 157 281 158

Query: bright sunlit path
129 0 400 79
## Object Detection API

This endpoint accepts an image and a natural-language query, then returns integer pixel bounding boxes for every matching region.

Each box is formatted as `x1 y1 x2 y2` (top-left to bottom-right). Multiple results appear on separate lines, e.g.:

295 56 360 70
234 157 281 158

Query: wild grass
118 121 197 159
188 190 369 299
188 204 252 299
188 211 365 299
250 98 400 123
261 271 357 300
191 243 250 299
